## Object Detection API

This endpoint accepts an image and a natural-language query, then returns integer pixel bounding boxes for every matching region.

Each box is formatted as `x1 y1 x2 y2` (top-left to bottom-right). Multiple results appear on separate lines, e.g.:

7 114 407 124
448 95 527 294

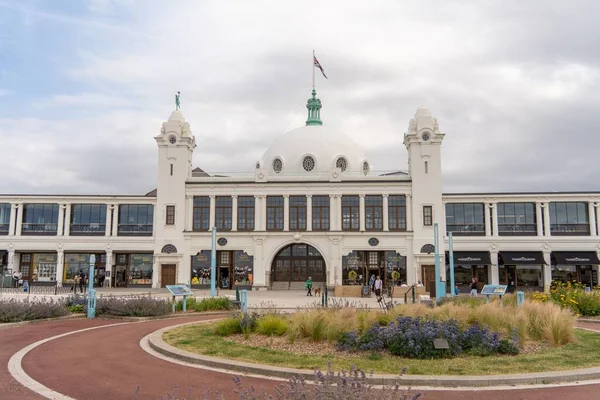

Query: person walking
470 277 478 296
369 274 376 296
374 275 383 298
79 270 86 293
305 276 313 296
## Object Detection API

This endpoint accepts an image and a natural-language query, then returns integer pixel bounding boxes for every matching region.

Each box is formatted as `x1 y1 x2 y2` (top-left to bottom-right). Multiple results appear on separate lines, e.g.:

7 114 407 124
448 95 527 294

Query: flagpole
312 49 315 89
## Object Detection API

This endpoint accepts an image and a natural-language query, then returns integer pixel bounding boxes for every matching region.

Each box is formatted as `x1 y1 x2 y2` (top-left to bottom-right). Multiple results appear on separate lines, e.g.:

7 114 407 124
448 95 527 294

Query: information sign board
166 285 194 297
480 285 508 296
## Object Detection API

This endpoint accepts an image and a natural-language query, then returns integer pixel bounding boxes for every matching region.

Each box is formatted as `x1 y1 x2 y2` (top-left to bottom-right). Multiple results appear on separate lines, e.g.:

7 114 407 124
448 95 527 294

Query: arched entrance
271 243 326 289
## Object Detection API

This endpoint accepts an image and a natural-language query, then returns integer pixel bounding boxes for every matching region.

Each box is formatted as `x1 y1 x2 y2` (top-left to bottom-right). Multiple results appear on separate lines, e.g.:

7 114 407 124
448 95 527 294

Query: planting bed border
147 321 600 388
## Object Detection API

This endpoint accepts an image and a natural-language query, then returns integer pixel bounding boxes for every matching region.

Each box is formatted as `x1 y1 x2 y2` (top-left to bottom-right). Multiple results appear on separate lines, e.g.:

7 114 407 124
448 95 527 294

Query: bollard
240 289 248 313
87 289 96 318
182 295 187 312
517 291 525 307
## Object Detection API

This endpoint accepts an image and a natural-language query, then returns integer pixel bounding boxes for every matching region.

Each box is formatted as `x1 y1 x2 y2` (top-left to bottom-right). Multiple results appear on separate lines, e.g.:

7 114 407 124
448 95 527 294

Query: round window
169 136 176 144
362 161 370 176
272 158 283 174
335 157 348 172
302 156 315 172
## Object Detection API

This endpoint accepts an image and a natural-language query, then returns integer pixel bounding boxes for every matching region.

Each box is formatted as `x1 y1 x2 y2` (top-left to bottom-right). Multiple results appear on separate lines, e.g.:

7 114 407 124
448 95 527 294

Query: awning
552 251 600 265
448 251 491 265
499 251 547 265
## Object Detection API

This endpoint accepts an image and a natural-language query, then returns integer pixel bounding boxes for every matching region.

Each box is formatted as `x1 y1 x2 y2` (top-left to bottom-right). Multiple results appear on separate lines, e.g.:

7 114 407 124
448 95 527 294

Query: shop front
498 251 546 292
551 251 600 287
19 253 58 284
63 253 106 287
112 253 153 287
191 250 253 290
339 250 407 297
446 251 490 294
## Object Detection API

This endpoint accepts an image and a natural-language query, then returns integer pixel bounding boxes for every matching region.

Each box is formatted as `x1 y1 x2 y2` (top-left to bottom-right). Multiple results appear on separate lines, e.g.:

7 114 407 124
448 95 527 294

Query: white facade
1 90 599 295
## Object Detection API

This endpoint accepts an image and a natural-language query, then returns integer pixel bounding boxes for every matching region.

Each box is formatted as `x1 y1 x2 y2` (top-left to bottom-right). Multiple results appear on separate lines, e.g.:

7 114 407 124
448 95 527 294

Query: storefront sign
234 250 253 286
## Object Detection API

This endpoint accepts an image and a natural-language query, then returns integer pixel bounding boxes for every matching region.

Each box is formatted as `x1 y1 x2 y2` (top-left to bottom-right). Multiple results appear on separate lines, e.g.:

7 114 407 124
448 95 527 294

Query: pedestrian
470 278 478 297
374 275 383 298
305 276 313 296
454 284 460 296
72 273 80 292
79 270 86 293
369 274 375 290
12 270 19 288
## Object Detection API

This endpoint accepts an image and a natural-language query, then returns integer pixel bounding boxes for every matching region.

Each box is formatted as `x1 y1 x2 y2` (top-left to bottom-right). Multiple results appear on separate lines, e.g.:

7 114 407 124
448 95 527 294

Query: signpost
87 254 97 319
433 223 446 302
480 284 508 303
166 285 194 312
211 227 217 297
449 232 455 297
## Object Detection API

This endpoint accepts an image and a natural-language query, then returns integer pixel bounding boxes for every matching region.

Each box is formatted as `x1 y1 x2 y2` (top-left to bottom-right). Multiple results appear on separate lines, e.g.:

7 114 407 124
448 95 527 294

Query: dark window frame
444 203 485 236
117 204 154 236
549 201 590 236
496 202 537 236
312 195 330 231
237 196 255 231
215 196 232 231
388 195 407 231
289 196 307 231
423 205 433 226
365 195 383 231
0 203 11 235
193 197 210 231
22 203 60 236
70 204 107 236
266 196 284 231
165 205 175 225
342 195 360 231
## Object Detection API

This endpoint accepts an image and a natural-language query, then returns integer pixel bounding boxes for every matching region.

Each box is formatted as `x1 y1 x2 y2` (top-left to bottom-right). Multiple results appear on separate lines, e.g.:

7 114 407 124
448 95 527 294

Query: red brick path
1 317 599 399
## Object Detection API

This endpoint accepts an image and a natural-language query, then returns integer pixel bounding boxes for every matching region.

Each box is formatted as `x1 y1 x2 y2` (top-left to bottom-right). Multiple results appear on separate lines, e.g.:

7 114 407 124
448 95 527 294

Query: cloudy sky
1 0 599 195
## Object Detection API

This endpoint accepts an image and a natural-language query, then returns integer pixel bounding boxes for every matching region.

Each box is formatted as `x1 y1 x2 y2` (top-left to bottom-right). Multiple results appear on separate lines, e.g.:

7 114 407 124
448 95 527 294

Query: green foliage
256 314 288 336
175 297 197 311
193 297 233 312
0 298 69 323
214 317 242 336
68 304 85 313
95 296 171 317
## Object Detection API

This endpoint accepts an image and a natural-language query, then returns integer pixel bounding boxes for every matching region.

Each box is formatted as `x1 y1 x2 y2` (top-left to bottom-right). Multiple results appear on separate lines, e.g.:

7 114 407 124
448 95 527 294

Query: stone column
261 195 267 231
491 203 498 237
330 194 337 231
106 250 113 288
484 204 492 236
536 202 544 237
105 204 113 236
56 249 64 286
7 249 15 274
63 204 71 236
543 203 551 237
231 195 238 231
283 195 290 231
596 203 600 238
543 251 552 292
306 195 313 231
209 195 216 230
9 203 18 236
489 251 499 284
359 194 366 232
254 195 261 231
57 204 65 236
185 196 193 231
589 202 597 236
15 203 23 236
406 195 413 231
382 194 389 232
111 204 119 236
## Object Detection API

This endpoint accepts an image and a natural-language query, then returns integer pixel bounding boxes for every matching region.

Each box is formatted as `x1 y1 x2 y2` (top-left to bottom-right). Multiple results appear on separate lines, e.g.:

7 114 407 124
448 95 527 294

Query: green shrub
256 314 288 336
0 298 69 323
175 297 197 311
194 297 232 312
68 304 85 313
214 317 242 336
95 296 171 317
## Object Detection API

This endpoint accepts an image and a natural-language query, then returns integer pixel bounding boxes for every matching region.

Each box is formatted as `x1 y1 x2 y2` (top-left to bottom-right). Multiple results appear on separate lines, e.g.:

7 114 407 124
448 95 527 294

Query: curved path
2 318 600 400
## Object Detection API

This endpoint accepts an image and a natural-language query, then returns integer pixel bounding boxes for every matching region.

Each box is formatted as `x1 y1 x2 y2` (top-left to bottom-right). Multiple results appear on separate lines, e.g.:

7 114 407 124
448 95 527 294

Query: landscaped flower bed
533 281 600 316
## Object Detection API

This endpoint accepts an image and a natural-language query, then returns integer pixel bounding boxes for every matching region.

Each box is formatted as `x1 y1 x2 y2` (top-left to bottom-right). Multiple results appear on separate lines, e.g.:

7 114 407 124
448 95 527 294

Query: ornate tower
153 107 196 287
305 89 323 126
403 106 446 289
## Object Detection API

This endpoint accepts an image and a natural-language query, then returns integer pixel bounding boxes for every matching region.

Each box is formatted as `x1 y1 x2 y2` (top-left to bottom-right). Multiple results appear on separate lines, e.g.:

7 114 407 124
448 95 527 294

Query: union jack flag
314 56 328 79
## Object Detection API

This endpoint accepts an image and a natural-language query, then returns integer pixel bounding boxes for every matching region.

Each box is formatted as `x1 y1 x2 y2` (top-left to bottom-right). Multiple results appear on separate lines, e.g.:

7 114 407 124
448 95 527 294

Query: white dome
258 125 370 176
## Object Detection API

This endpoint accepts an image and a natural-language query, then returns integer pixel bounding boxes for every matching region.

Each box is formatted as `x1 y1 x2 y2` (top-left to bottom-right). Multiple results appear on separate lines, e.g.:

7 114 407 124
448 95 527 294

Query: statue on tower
175 91 181 110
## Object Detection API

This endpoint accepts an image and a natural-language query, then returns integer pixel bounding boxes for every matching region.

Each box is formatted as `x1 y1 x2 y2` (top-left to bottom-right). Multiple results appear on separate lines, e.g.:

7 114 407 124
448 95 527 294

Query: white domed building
1 86 599 297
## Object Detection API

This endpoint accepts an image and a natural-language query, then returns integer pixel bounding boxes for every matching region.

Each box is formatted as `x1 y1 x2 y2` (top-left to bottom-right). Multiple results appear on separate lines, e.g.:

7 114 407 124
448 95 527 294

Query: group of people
368 274 384 297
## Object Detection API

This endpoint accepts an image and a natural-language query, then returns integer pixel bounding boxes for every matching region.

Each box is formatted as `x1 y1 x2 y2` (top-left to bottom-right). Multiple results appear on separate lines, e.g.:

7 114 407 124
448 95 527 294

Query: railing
0 281 75 295
70 224 106 236
21 223 58 236
0 223 8 235
498 224 537 236
446 224 486 236
550 224 590 236
117 224 153 236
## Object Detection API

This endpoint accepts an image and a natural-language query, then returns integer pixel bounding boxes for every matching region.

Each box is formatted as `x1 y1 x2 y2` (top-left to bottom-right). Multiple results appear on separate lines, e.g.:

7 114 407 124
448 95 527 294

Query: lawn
164 323 600 376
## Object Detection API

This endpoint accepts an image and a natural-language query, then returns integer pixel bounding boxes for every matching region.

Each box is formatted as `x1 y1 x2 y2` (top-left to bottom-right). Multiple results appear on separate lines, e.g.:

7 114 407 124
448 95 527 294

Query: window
266 196 284 231
342 195 360 231
0 203 10 235
193 197 210 231
19 253 57 282
302 156 315 171
312 195 330 231
220 251 231 265
362 161 370 176
365 195 383 231
423 205 433 226
445 203 485 235
22 204 59 235
63 253 106 284
117 204 154 236
497 202 536 236
289 196 307 231
165 205 175 225
335 157 348 172
215 196 232 231
388 195 406 231
549 202 589 236
424 161 428 174
237 196 255 231
273 158 283 174
70 204 107 235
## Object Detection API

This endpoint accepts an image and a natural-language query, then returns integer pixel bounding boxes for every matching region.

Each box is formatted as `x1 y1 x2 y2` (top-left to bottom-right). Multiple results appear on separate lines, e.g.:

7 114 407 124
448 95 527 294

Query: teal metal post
449 232 455 297
87 254 97 319
210 227 217 297
434 223 440 303
240 289 248 313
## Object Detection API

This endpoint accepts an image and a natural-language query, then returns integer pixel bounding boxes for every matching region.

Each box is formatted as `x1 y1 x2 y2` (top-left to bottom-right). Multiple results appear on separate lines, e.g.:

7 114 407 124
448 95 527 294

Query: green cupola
305 88 323 126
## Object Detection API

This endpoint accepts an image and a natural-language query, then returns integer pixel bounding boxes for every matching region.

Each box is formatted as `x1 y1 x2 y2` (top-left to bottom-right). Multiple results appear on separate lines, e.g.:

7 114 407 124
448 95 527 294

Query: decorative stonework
335 157 348 172
161 244 178 254
302 156 315 172
368 237 379 247
420 244 435 254
217 237 227 246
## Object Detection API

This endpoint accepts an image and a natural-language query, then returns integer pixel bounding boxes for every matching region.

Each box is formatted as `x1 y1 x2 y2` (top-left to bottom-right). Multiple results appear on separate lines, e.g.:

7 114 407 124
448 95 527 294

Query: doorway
161 264 176 287
421 264 436 298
